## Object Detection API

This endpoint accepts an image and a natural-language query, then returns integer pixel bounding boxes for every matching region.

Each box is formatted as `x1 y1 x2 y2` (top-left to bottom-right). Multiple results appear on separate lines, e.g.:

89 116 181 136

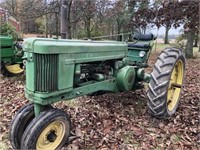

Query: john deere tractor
8 4 185 148
0 35 24 77
9 32 185 149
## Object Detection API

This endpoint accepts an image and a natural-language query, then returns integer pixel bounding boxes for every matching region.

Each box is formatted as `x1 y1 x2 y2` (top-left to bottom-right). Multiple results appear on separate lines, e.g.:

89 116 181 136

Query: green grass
152 43 171 52
152 42 199 57
152 42 182 52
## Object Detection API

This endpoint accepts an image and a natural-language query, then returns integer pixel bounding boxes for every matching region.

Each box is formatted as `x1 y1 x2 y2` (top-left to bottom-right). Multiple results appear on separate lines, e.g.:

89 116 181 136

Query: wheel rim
36 121 66 150
5 64 23 74
167 60 184 111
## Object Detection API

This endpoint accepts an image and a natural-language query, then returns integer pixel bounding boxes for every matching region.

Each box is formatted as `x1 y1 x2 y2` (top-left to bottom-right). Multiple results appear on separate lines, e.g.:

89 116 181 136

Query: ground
0 51 199 150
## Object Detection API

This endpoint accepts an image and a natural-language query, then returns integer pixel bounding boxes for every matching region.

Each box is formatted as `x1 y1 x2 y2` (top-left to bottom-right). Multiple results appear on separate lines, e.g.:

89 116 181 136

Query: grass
152 43 171 52
152 41 199 57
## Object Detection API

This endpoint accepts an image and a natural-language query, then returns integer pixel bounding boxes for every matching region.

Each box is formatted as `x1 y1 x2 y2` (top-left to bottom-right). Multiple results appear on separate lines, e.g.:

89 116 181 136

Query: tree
151 0 199 58
178 0 199 58
134 0 152 34
152 1 181 44
78 0 97 38
0 23 19 40
65 0 83 39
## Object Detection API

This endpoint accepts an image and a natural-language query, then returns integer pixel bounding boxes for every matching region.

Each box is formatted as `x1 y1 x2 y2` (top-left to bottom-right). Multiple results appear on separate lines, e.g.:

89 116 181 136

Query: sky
148 25 183 36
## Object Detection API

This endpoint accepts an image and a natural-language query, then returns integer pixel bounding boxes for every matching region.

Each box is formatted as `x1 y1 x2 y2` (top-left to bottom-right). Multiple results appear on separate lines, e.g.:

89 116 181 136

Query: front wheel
9 103 53 149
147 48 185 118
9 103 35 149
1 61 23 77
21 108 71 150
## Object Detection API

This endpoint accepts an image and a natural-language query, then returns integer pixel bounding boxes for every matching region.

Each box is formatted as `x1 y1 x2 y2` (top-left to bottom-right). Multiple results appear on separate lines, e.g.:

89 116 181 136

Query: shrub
0 23 19 40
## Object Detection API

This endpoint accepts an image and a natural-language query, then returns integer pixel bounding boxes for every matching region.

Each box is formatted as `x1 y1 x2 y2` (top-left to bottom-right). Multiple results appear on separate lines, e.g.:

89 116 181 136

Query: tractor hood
23 38 128 54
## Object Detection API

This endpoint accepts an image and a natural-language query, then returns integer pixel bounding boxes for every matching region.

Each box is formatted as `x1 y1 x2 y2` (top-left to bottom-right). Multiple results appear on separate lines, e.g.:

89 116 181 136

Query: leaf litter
0 57 199 150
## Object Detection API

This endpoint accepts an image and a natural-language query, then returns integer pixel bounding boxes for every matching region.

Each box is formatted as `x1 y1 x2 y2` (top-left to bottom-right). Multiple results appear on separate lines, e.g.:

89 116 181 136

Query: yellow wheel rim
5 64 23 74
167 60 184 111
36 121 66 150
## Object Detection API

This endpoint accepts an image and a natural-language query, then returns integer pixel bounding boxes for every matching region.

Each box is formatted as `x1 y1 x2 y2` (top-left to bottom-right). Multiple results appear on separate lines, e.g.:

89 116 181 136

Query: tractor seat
133 33 155 41
128 43 150 49
128 33 155 49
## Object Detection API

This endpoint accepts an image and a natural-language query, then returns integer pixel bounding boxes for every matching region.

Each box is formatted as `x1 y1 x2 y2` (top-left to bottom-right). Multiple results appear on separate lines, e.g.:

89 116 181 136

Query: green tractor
0 35 24 77
9 32 185 150
9 2 185 149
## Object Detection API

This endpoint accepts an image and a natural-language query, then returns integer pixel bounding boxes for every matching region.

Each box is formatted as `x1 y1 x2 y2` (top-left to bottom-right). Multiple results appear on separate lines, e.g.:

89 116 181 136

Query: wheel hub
36 121 66 150
47 130 57 142
167 60 184 111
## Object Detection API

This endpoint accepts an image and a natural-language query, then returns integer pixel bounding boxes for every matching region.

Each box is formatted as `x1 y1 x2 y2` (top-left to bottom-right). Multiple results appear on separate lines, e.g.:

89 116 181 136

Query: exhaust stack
61 0 67 39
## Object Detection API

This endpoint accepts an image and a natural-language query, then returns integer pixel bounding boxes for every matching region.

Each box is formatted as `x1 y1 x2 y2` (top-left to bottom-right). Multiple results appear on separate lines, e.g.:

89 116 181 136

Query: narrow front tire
21 108 71 150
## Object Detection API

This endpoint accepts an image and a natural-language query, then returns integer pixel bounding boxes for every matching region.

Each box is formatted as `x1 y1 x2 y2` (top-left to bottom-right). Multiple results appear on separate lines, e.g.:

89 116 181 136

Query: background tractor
0 35 24 77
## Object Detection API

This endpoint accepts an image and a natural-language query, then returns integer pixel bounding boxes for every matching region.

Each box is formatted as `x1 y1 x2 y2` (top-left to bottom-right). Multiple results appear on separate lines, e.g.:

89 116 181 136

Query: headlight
139 51 146 57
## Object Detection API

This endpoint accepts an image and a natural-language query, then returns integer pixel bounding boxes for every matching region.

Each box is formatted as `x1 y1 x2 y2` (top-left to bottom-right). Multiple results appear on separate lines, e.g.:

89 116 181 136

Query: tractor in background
0 35 24 77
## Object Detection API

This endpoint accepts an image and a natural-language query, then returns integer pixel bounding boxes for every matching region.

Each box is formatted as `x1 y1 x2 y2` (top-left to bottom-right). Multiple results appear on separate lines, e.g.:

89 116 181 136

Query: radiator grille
35 54 58 92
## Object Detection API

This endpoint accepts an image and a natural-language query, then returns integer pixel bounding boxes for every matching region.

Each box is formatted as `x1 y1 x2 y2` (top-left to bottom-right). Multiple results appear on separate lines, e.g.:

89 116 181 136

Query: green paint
23 37 154 115
26 79 117 105
116 66 135 91
0 35 24 64
34 103 43 116
0 36 14 62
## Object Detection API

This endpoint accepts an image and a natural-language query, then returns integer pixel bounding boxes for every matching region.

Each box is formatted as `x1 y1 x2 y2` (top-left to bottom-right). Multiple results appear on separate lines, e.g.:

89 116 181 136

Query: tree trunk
67 23 72 39
198 43 200 52
67 0 72 39
72 23 76 38
194 38 198 47
117 20 122 41
164 24 170 44
55 13 59 38
111 23 114 40
49 29 52 38
61 0 67 39
194 32 198 47
86 20 91 38
67 24 72 39
185 31 195 58
45 14 48 38
45 0 48 38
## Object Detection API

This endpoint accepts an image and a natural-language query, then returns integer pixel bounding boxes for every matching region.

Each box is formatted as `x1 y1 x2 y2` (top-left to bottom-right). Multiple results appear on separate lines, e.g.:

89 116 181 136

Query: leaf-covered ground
0 55 199 150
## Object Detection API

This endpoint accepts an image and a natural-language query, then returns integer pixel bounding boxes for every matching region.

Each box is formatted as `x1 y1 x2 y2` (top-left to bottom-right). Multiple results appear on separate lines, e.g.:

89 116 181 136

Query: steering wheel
123 22 141 44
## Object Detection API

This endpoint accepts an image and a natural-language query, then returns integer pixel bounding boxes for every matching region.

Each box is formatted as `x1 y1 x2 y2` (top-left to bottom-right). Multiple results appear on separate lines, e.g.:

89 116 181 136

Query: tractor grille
35 54 58 92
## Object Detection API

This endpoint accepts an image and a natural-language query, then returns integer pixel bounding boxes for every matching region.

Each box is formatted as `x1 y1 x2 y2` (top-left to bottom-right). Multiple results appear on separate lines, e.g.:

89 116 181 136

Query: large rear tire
147 48 185 118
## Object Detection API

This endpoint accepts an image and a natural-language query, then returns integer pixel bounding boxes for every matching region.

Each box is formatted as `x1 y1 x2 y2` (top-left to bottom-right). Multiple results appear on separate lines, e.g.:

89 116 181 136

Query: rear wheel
21 108 71 150
147 48 185 118
1 61 23 77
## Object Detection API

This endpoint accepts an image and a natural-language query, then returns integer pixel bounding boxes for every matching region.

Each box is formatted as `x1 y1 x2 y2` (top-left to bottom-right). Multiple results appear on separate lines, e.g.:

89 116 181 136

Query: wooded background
0 0 199 58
